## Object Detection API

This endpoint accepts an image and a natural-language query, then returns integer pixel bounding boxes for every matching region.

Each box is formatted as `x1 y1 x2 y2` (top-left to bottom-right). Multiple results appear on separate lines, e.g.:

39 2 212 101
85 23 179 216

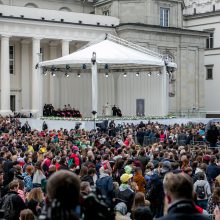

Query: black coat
157 200 210 220
115 187 135 212
0 191 26 220
207 163 220 183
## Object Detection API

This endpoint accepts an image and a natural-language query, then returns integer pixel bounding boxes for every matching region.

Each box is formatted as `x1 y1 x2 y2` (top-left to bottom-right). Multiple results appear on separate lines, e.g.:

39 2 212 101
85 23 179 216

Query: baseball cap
120 173 133 183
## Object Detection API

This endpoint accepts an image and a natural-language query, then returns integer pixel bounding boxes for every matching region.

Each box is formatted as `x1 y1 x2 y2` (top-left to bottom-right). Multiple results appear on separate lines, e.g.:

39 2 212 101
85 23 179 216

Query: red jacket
70 153 80 166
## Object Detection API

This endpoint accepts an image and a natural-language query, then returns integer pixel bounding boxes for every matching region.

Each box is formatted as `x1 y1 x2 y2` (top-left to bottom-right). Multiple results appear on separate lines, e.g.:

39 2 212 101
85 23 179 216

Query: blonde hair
26 188 44 203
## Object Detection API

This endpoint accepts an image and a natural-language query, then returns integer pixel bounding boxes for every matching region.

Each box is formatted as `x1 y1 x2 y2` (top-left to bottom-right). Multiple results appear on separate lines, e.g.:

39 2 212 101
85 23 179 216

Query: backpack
68 157 75 168
1 194 16 219
196 185 206 199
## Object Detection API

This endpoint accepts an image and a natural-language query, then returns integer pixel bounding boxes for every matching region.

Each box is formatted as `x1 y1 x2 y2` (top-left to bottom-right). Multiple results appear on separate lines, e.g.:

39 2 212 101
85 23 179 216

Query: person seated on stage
112 105 117 116
117 107 122 117
63 105 67 111
67 104 72 111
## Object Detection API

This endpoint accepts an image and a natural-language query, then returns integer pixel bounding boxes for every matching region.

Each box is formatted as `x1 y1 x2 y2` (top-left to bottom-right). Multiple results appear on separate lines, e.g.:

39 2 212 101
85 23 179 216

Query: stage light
136 72 139 77
77 73 81 78
105 72 109 78
123 72 127 77
42 67 47 75
66 64 70 70
51 72 56 77
147 72 152 76
65 72 69 77
157 71 161 76
91 52 96 65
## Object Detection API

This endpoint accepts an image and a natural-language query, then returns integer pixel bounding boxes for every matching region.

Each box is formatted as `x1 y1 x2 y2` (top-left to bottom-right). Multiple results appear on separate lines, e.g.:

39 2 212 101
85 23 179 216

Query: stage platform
19 117 219 131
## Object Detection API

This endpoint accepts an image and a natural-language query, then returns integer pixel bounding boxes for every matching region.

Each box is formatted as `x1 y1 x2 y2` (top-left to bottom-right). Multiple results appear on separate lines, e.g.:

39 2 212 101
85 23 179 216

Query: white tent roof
39 39 165 68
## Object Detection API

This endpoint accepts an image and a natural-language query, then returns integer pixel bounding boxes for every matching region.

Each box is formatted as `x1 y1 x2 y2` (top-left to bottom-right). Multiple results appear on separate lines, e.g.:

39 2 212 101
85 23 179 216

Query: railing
140 136 219 149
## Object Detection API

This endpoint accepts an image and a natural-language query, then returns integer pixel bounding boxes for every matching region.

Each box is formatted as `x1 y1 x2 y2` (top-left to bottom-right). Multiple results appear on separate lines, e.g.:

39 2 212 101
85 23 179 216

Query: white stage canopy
38 34 176 117
39 39 165 67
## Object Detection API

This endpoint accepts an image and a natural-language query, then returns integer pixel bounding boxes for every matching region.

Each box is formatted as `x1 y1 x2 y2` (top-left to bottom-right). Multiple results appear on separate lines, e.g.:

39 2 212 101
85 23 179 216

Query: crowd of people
43 104 82 118
1 116 220 220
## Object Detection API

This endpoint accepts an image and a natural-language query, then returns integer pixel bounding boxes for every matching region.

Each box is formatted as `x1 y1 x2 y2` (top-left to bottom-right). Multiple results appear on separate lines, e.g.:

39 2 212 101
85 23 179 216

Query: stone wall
116 24 207 115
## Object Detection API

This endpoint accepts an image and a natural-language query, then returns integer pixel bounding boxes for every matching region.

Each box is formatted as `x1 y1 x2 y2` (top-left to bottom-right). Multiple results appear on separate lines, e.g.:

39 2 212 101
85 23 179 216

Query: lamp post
91 52 98 116
91 110 97 130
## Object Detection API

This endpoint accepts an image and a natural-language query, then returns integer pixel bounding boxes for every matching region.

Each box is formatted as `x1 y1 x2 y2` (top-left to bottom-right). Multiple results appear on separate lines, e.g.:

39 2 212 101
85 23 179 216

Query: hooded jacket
133 173 146 193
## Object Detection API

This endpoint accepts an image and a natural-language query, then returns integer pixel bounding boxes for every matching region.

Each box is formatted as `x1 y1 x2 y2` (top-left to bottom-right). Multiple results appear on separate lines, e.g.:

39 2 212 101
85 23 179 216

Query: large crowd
1 116 220 220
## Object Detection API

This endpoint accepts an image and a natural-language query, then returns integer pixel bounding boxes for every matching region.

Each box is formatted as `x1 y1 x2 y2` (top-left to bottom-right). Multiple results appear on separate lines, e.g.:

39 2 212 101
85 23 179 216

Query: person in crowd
207 187 220 217
207 155 220 187
193 171 211 209
115 202 130 220
42 170 80 220
0 180 26 220
22 165 34 192
133 167 146 194
115 173 135 212
80 181 92 198
158 172 210 220
206 123 220 147
80 167 95 186
96 169 114 207
32 161 46 188
146 173 164 218
26 187 44 217
112 159 125 183
19 209 35 220
131 192 150 220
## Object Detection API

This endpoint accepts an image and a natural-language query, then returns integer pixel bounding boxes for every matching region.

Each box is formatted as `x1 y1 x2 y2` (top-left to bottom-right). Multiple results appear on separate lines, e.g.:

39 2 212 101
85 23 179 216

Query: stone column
179 46 188 116
49 41 58 108
0 35 12 115
62 39 70 56
161 66 169 116
59 39 70 108
31 37 41 116
21 39 30 114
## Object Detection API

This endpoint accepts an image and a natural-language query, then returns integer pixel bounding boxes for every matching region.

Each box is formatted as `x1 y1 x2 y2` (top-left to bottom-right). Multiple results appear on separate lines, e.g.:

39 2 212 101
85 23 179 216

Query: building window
103 10 110 16
206 65 213 80
9 45 14 75
206 32 214 49
10 95 16 112
194 8 196 14
160 8 169 27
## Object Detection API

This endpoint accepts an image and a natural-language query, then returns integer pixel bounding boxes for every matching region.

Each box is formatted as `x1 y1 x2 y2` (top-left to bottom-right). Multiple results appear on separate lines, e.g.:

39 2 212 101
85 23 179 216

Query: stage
19 117 218 131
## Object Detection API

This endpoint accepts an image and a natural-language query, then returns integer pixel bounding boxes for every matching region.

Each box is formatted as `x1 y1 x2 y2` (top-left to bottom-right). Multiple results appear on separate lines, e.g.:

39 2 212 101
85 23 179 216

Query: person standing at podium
112 105 117 116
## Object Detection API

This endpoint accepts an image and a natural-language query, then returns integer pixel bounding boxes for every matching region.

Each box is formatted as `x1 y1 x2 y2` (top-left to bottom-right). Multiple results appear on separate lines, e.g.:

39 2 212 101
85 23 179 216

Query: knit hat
72 146 79 151
120 173 133 183
124 165 132 174
115 202 127 215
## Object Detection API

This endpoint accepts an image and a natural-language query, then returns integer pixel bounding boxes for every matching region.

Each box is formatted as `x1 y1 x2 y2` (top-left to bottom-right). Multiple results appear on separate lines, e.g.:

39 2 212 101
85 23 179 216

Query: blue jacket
96 173 113 206
22 172 33 192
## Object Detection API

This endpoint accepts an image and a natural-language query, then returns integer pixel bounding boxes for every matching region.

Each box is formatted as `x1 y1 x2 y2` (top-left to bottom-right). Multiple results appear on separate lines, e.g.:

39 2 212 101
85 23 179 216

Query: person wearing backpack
193 172 211 210
0 180 25 220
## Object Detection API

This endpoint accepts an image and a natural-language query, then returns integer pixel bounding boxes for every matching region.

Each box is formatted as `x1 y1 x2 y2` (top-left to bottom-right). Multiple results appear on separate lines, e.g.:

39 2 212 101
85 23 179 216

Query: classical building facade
0 0 208 117
184 0 220 117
